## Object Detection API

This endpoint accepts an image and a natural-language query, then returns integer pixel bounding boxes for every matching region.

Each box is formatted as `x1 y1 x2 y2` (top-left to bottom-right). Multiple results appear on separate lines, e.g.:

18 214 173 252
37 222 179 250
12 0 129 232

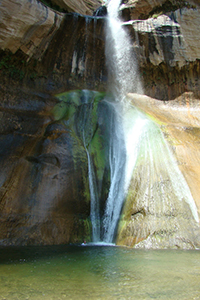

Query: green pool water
0 245 199 300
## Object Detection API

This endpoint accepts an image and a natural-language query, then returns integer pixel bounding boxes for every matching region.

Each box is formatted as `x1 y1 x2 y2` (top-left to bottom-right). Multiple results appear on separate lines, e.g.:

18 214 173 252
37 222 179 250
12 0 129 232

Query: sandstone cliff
50 0 103 15
0 0 64 59
117 92 200 249
0 0 200 247
120 0 198 20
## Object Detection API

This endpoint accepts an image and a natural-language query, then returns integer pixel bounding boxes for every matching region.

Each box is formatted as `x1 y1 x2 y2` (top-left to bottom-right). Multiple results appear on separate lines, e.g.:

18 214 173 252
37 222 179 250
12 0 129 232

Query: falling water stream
84 135 100 243
97 0 143 243
88 0 199 245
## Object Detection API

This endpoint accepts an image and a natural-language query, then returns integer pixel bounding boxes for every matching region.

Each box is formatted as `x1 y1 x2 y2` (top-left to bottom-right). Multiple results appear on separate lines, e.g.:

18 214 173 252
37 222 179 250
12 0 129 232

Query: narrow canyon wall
0 88 111 245
1 0 200 98
0 0 200 246
0 0 106 245
0 87 90 245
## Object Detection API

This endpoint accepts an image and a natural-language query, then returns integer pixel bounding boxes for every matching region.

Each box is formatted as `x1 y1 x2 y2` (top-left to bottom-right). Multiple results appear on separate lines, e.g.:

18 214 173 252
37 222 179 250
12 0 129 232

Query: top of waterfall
107 0 121 19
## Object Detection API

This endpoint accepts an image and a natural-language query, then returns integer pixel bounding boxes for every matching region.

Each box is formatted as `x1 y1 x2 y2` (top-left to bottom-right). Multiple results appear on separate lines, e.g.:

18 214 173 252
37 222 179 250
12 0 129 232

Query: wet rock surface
0 88 112 245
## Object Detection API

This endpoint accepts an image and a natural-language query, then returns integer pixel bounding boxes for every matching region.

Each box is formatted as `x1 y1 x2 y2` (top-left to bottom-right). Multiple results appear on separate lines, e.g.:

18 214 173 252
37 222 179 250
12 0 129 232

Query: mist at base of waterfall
82 241 115 246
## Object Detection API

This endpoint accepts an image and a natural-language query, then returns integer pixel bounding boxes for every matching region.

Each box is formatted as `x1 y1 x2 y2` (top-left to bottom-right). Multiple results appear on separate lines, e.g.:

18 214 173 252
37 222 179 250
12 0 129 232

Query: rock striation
120 0 167 20
125 6 200 99
120 0 198 20
51 0 103 15
0 0 64 59
128 8 200 67
1 0 200 98
117 92 200 249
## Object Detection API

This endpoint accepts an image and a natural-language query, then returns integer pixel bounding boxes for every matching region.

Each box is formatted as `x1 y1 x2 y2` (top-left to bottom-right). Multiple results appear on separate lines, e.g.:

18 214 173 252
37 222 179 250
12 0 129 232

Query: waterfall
100 0 143 243
87 0 199 246
84 138 100 242
105 0 142 103
73 90 101 242
102 101 126 242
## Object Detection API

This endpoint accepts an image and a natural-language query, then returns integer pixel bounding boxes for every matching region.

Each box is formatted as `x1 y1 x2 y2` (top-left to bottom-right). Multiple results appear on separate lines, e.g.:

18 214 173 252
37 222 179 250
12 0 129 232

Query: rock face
120 0 167 20
129 9 200 67
0 87 89 245
0 88 110 245
117 92 200 249
1 0 200 98
125 6 200 100
0 12 106 93
0 0 200 247
51 0 103 15
0 0 64 59
120 0 198 20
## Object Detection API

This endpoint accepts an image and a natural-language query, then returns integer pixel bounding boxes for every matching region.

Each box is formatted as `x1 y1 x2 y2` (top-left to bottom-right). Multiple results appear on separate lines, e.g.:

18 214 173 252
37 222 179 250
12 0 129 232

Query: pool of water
0 245 199 300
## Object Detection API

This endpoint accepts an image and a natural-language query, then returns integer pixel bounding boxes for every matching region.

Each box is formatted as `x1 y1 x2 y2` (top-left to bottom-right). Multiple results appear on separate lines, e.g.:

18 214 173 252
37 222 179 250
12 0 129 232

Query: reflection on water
0 245 200 300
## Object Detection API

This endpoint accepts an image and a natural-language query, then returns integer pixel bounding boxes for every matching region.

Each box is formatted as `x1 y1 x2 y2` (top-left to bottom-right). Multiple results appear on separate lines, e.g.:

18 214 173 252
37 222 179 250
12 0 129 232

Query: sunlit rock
120 0 166 20
116 92 200 249
126 8 200 67
0 0 64 59
119 0 198 20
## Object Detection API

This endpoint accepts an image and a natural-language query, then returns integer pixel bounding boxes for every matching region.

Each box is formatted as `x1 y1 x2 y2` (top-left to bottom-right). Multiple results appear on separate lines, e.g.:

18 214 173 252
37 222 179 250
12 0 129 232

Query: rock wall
129 9 200 67
34 13 106 93
120 0 198 20
0 88 111 246
0 0 64 59
0 87 88 245
51 0 103 15
0 0 200 247
119 1 200 100
1 0 200 99
117 92 200 249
